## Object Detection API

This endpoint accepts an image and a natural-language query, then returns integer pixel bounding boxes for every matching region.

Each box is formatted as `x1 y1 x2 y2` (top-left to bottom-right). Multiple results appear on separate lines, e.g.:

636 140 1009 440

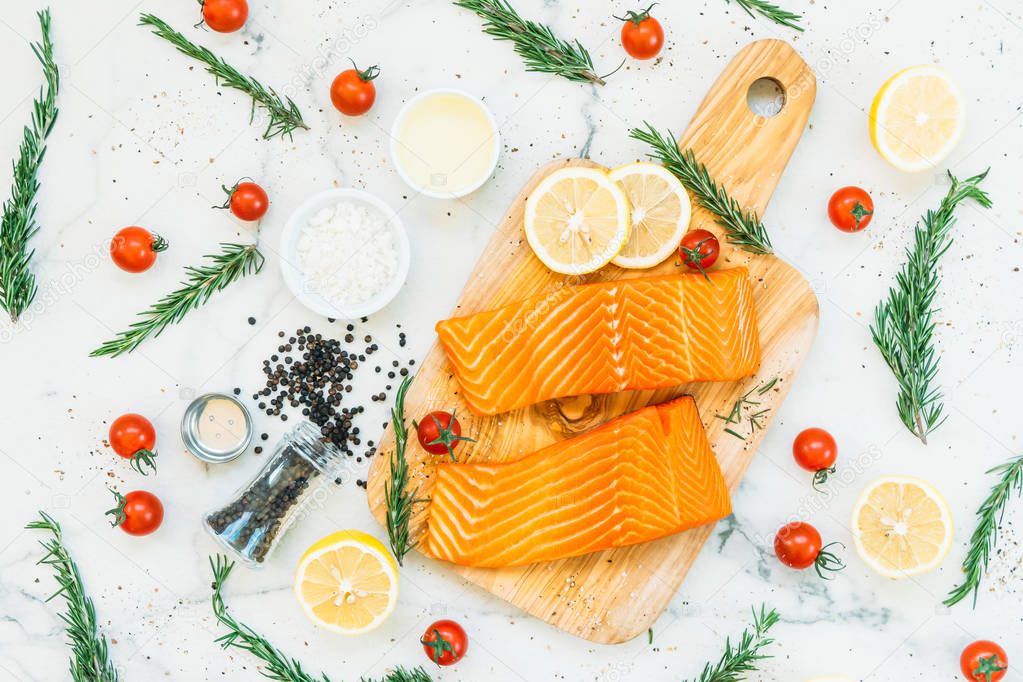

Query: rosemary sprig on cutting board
685 605 780 682
630 123 774 255
26 512 119 682
725 0 804 31
211 555 431 682
945 454 1023 608
870 170 991 444
0 9 59 322
386 375 427 566
91 242 264 357
138 14 307 140
454 0 615 85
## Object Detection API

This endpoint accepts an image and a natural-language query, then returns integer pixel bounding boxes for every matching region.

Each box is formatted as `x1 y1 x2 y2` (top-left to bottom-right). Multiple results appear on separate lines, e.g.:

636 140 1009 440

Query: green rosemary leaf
26 512 119 682
386 375 427 565
629 123 774 255
90 243 264 358
139 13 307 140
724 0 804 31
945 454 1023 608
686 604 780 682
0 10 60 322
454 0 614 85
870 170 991 444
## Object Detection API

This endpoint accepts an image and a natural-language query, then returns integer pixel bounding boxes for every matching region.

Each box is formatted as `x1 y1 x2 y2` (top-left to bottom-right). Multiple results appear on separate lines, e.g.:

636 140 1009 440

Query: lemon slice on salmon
294 530 398 634
851 476 953 579
609 162 691 269
525 166 631 275
869 65 965 172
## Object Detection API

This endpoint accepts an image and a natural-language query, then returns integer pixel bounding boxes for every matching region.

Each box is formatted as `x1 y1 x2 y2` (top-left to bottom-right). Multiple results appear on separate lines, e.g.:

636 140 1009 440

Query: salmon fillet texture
436 267 760 416
422 396 731 568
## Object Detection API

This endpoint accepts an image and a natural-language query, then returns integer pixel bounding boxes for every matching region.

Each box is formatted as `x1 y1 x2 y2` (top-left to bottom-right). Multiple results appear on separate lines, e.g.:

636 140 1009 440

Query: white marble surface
1 1 1022 680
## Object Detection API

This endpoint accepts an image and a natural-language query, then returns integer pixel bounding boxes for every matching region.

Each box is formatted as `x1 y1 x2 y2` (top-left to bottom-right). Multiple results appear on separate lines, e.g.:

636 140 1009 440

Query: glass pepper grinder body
206 421 344 565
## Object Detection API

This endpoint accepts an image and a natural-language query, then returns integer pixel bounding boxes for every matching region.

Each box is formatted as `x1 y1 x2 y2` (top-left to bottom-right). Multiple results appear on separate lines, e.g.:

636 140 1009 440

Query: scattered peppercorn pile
247 323 414 486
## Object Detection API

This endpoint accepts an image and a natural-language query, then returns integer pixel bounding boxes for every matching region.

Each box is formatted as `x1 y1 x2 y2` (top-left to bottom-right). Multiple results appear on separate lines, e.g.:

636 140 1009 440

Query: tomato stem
614 3 657 24
850 201 873 230
150 235 169 254
814 541 846 580
811 466 836 492
973 654 1007 682
104 489 128 528
350 59 381 82
420 628 456 665
129 448 159 475
425 410 476 463
678 237 715 281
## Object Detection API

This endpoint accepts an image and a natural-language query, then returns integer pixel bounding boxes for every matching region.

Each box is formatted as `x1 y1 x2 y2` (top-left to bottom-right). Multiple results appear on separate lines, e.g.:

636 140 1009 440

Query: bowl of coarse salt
280 188 410 319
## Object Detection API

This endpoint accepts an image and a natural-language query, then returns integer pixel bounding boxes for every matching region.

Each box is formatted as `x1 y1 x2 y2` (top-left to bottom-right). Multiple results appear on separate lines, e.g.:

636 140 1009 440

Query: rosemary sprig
26 512 119 682
362 669 434 682
686 604 780 682
724 0 804 31
945 454 1023 608
870 170 991 444
386 375 428 566
138 14 307 140
91 242 264 357
630 124 773 255
454 0 616 85
0 10 60 322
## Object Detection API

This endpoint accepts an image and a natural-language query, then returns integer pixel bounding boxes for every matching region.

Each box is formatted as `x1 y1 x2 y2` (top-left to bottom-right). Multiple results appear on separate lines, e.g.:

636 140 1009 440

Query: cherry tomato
110 227 167 273
416 411 474 462
108 413 158 475
828 186 874 232
679 229 720 273
421 619 468 667
617 5 664 60
106 490 164 536
200 0 248 33
220 180 269 221
774 521 845 579
330 61 379 116
961 640 1008 682
793 427 837 490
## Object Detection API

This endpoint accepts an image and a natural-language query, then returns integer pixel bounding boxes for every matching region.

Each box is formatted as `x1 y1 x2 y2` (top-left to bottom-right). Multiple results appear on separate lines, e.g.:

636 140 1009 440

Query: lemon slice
609 162 691 269
524 166 631 275
294 530 398 635
869 65 965 173
851 476 953 579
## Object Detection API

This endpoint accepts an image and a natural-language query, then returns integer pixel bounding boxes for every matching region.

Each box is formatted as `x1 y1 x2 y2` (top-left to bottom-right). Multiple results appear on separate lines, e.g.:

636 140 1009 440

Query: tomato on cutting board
774 521 845 579
199 0 248 33
828 186 874 232
961 641 1008 682
330 61 380 116
421 619 468 666
617 5 664 60
108 413 158 475
415 411 475 462
110 227 167 273
678 229 720 276
106 490 164 536
792 427 837 490
219 180 269 221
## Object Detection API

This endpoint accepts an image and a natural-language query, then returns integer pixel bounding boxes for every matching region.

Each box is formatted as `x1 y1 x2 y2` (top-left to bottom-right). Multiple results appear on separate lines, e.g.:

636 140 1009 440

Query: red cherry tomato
774 521 845 579
617 5 664 60
106 490 164 536
221 180 269 221
828 186 874 232
421 619 468 667
330 61 379 116
793 427 837 490
110 227 167 273
679 229 720 273
108 413 158 475
200 0 248 33
416 411 474 461
961 640 1008 682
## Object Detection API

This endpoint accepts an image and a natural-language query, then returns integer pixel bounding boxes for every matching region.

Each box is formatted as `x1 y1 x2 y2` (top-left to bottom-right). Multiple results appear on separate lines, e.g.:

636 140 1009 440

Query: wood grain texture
366 39 818 644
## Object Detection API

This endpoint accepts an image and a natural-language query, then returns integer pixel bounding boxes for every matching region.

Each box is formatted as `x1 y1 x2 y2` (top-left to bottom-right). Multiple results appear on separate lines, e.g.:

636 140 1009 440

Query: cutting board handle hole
746 77 786 119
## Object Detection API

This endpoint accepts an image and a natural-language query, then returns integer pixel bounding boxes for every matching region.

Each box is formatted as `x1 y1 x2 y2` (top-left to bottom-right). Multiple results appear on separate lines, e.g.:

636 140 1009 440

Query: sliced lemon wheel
294 530 398 635
524 166 631 275
608 162 691 269
869 65 965 173
851 476 953 579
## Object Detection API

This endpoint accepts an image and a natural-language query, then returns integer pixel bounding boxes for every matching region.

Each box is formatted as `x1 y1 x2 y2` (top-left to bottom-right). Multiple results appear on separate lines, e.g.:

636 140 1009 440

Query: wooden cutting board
367 39 818 644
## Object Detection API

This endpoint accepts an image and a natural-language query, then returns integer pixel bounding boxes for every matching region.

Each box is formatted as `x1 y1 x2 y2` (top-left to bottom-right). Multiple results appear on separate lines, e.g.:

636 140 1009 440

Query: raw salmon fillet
422 396 730 568
436 267 760 416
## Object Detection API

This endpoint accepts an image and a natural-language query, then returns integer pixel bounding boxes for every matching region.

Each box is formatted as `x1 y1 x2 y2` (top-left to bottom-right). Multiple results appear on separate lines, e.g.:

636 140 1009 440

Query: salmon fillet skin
435 267 760 416
422 396 731 568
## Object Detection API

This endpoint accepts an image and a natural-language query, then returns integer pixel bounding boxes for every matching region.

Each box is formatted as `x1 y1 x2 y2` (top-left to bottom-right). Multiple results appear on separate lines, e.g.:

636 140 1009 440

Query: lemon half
524 166 631 275
294 530 398 635
609 162 691 269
